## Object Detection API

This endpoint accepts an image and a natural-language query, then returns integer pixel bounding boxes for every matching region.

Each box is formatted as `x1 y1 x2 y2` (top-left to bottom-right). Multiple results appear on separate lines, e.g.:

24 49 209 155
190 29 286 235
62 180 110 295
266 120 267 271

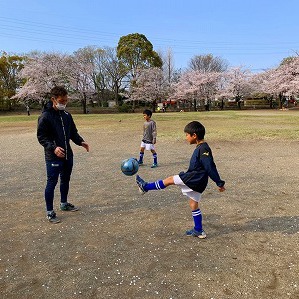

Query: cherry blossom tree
219 66 253 108
251 57 299 108
13 52 70 105
270 57 299 97
250 69 276 106
130 67 168 111
286 58 299 95
14 50 97 113
171 70 222 111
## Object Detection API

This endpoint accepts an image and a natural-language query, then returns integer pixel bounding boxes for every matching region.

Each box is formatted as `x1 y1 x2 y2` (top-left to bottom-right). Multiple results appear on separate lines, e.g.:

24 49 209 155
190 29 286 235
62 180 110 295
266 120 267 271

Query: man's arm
37 115 56 151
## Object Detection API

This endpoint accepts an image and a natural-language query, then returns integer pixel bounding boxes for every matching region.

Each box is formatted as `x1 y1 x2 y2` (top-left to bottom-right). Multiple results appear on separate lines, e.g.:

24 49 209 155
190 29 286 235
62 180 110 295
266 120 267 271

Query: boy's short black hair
143 109 152 117
50 86 68 98
184 121 205 140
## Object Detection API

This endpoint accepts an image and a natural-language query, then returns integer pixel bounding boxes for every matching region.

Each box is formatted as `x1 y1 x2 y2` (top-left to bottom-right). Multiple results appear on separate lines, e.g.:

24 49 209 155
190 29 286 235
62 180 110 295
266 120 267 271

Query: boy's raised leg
136 175 166 194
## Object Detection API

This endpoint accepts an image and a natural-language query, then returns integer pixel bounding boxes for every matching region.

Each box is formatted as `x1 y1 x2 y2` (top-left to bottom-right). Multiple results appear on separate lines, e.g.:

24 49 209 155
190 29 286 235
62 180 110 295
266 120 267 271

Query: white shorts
173 175 202 202
140 141 155 151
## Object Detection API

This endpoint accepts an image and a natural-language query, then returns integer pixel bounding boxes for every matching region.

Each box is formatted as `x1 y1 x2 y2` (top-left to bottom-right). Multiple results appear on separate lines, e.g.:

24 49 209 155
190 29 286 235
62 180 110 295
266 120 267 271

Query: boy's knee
163 176 174 186
189 199 199 210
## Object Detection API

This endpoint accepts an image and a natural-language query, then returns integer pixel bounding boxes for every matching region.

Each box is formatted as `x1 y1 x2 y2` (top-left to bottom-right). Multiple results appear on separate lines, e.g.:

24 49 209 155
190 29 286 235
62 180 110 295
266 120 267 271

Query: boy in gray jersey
138 109 158 168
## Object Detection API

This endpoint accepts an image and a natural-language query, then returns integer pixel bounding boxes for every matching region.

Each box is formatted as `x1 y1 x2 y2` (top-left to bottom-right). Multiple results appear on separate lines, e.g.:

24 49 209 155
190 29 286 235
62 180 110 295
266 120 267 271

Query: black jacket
179 142 225 193
37 102 84 161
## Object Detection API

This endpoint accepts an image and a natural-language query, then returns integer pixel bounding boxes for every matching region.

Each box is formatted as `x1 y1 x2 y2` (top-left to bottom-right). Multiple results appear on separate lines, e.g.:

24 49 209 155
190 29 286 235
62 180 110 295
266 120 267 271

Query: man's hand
54 146 65 158
81 141 90 152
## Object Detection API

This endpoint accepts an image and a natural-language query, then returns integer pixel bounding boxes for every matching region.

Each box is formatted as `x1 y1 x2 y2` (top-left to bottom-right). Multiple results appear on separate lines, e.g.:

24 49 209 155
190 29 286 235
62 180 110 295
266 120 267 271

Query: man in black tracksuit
37 86 89 223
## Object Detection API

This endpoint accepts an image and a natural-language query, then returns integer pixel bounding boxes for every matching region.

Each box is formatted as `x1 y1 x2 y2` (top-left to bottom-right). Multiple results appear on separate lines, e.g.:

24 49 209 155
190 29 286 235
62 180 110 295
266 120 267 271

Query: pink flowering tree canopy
130 67 168 111
14 52 73 104
171 70 222 110
14 50 97 113
219 66 253 103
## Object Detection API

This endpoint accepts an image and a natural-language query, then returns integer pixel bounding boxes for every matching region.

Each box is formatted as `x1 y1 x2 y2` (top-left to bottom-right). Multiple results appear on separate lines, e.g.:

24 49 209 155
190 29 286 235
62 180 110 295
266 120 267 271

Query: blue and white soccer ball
121 158 139 176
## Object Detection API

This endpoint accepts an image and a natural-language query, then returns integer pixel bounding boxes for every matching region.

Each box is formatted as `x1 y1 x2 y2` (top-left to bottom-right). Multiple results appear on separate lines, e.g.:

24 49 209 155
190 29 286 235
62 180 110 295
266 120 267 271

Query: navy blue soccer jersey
179 142 225 193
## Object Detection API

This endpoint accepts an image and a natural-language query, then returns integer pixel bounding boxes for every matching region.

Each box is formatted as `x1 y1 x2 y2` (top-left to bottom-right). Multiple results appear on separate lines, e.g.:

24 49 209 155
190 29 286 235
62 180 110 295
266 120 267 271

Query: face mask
56 103 66 110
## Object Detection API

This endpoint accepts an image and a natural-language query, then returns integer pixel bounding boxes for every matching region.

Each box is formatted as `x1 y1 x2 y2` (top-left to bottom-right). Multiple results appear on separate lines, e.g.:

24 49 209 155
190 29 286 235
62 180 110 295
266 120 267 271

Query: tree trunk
193 99 197 111
82 93 87 114
279 93 283 109
114 84 119 106
152 99 156 112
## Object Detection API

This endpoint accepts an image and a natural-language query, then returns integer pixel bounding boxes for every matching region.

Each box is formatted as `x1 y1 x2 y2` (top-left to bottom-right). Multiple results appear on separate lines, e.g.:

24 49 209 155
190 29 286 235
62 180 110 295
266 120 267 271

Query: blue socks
192 209 203 232
139 152 158 164
144 180 166 191
139 152 144 163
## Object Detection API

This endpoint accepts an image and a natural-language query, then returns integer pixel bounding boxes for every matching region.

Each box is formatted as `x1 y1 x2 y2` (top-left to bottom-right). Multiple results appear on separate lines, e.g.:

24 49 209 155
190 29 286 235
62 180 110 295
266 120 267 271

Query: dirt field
0 110 298 299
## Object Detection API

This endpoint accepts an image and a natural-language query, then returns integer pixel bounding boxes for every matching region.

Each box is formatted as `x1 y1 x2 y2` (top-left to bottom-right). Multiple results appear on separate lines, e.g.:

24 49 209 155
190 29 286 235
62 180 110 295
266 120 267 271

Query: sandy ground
0 113 298 299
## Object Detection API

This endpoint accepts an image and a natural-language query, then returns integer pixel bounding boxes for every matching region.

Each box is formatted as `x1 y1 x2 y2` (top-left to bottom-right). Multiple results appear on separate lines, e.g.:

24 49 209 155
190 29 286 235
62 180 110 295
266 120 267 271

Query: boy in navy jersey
136 121 225 238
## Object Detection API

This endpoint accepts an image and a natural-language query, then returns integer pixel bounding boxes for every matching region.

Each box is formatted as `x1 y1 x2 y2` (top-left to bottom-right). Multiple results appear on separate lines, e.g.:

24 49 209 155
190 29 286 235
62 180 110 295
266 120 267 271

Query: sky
0 0 299 73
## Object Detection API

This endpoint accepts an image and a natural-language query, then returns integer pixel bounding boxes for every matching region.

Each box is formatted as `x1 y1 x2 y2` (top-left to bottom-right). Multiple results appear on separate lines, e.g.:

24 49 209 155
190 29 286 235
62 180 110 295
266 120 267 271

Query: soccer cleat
60 202 79 212
47 211 61 224
185 228 207 239
138 160 143 165
136 175 148 195
151 163 158 168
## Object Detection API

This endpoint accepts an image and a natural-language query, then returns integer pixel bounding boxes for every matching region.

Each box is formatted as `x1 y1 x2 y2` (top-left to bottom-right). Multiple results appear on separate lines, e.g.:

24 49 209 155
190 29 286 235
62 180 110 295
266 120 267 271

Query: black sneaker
136 175 147 195
47 211 60 224
60 202 79 212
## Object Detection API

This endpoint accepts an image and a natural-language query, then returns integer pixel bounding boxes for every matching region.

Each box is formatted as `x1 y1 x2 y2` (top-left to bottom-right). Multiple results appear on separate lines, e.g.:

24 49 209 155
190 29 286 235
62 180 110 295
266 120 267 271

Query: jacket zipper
59 111 68 160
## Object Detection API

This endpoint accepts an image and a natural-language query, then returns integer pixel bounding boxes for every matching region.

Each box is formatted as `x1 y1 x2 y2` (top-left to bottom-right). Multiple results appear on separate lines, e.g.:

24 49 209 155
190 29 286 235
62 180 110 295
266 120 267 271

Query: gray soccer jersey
142 119 157 143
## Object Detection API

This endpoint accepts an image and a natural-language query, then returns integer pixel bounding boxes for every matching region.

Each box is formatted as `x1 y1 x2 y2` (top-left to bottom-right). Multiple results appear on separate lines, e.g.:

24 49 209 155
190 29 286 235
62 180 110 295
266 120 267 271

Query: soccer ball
121 158 139 176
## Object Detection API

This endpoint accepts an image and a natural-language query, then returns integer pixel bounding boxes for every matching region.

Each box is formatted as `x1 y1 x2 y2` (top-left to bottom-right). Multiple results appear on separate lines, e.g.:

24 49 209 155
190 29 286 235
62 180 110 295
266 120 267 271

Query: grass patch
1 110 298 141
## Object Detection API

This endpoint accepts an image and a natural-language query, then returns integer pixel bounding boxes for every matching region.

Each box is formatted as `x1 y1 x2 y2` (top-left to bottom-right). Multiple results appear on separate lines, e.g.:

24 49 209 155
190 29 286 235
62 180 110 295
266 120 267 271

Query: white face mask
56 103 66 110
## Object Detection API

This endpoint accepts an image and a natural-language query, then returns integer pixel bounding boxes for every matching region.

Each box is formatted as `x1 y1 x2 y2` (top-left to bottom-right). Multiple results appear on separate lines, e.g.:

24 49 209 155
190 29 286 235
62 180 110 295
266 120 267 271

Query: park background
1 1 299 115
1 1 299 298
0 110 299 298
